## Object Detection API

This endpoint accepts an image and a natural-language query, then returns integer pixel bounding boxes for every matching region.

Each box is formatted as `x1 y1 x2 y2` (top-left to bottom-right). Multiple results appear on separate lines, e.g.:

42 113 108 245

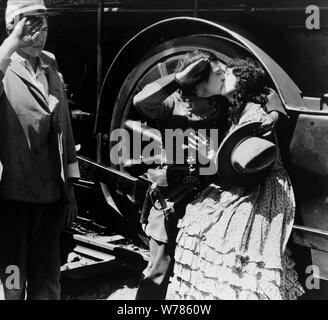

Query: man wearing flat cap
0 0 80 300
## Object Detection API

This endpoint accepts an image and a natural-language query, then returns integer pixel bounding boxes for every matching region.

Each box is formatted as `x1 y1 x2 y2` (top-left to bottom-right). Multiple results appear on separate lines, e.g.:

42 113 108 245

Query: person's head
175 49 225 98
5 0 53 57
221 58 269 124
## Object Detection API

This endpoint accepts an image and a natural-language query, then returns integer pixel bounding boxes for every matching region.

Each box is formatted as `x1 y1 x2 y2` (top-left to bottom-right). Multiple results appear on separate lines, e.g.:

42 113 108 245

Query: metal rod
77 155 139 183
95 0 104 136
293 224 328 238
97 0 104 107
193 0 198 17
32 6 328 14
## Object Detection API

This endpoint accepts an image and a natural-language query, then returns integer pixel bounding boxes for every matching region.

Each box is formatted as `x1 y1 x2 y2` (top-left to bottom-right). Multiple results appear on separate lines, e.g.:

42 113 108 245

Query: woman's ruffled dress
167 103 304 300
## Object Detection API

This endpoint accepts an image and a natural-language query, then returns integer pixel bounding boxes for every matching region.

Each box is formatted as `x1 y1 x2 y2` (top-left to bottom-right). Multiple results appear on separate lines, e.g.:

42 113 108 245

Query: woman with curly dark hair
167 57 304 300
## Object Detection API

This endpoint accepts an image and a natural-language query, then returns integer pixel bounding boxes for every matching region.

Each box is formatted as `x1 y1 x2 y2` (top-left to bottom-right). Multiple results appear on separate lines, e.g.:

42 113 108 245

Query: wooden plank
74 245 116 261
73 234 117 251
93 235 125 243
73 234 149 266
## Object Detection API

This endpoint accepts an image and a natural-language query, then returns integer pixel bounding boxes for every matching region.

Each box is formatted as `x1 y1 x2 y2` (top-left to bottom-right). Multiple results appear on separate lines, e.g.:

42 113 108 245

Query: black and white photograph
0 0 327 307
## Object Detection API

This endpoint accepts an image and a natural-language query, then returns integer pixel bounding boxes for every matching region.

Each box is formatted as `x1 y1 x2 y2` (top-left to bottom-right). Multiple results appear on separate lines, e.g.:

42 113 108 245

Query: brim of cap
21 11 59 17
215 121 268 187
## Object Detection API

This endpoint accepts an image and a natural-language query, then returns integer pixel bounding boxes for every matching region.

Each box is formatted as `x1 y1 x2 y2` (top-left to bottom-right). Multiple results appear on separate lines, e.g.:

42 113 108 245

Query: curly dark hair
227 58 270 125
175 49 219 97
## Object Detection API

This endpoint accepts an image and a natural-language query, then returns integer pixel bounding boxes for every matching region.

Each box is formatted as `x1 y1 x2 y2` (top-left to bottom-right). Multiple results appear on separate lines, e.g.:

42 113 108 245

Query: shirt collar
11 52 49 71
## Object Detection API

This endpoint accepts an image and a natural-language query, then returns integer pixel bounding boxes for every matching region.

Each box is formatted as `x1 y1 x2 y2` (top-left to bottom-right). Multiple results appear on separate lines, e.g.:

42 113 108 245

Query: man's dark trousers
0 201 65 300
136 215 179 300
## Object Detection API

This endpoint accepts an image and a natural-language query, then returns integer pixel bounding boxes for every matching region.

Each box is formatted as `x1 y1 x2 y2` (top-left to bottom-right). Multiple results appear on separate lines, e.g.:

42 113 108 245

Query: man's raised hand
9 17 43 49
175 58 210 86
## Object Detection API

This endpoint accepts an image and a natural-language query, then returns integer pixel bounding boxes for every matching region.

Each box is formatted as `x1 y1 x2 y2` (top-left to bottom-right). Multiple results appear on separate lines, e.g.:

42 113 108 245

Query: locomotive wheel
94 17 303 246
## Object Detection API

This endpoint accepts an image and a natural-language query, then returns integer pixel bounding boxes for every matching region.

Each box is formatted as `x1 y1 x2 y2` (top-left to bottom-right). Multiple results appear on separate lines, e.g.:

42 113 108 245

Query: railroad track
61 225 149 279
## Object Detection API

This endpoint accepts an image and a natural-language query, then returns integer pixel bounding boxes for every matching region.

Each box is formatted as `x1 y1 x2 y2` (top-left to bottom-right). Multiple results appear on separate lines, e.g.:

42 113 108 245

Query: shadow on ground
60 262 141 300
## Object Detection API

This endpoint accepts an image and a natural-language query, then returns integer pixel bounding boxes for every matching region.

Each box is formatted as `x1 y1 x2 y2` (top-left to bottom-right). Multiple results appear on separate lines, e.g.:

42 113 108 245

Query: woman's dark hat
215 121 277 187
